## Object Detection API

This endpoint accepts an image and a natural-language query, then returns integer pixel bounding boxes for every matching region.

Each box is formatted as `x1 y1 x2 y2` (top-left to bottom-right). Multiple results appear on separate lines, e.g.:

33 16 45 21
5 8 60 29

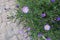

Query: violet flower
22 6 29 13
41 12 46 17
44 24 51 31
38 33 43 37
56 17 60 21
50 0 55 3
46 37 51 40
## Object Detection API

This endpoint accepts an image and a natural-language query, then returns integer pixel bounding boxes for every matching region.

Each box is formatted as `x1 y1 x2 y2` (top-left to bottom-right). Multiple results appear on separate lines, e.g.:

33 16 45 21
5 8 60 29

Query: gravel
0 0 30 40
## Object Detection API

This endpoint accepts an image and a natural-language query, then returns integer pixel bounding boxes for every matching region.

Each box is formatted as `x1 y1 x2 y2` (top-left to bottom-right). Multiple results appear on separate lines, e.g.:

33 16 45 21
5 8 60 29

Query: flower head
44 24 51 31
50 0 55 3
38 33 43 37
46 37 51 40
22 6 29 13
41 12 46 17
56 17 60 21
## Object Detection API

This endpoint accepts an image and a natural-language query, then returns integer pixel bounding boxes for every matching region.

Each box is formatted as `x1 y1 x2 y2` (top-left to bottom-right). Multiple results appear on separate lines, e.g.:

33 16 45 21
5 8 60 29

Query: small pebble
18 30 24 34
4 8 7 10
16 4 19 8
24 32 28 38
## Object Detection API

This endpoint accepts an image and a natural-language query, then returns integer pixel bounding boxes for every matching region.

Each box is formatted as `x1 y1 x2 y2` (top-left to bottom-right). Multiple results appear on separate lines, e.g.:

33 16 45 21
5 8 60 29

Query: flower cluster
17 0 60 40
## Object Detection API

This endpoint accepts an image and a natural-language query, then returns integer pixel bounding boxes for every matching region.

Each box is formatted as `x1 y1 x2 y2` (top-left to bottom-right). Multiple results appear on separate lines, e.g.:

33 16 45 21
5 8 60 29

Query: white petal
22 6 29 13
44 24 50 30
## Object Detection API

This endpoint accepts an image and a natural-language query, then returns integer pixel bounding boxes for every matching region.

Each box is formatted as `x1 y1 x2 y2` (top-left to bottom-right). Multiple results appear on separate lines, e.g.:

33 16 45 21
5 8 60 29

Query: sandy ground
0 0 30 40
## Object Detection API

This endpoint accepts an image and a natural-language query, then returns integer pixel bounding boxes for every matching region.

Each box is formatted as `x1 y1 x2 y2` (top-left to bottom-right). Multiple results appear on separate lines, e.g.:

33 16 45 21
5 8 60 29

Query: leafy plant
16 0 60 40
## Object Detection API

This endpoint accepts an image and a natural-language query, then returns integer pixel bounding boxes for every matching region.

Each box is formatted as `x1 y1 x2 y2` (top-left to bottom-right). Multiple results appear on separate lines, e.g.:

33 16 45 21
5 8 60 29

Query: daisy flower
44 24 51 31
22 6 29 13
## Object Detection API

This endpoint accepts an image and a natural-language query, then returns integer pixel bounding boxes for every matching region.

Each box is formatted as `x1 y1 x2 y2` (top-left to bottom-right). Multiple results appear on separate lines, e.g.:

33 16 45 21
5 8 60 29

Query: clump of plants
16 0 60 40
